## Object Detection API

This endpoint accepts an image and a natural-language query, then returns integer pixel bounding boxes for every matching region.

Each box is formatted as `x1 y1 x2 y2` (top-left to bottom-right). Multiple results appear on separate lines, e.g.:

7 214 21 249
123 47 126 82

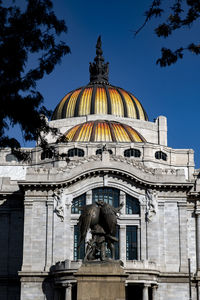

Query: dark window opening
71 194 86 214
92 187 119 208
41 149 54 160
126 225 138 260
68 148 84 157
155 151 167 161
126 194 140 215
124 148 141 158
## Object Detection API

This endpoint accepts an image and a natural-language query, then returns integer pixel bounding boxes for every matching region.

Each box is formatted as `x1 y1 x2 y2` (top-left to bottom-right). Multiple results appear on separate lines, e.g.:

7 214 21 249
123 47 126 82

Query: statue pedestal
75 261 127 300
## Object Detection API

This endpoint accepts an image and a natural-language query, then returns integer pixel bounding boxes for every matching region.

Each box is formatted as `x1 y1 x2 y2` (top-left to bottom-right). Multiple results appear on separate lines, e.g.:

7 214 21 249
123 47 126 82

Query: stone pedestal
75 261 127 300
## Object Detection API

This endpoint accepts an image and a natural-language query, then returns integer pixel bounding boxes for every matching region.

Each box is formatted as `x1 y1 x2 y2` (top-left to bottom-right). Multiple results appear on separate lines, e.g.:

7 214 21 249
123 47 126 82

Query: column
152 285 158 300
177 202 188 272
65 283 72 300
120 225 126 263
45 198 54 270
158 202 166 270
22 196 33 271
143 284 150 300
140 204 147 260
196 210 200 273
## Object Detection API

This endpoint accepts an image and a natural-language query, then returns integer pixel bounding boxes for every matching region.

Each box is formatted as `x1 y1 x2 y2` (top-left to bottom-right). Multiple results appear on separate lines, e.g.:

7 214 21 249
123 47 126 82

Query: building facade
0 37 200 300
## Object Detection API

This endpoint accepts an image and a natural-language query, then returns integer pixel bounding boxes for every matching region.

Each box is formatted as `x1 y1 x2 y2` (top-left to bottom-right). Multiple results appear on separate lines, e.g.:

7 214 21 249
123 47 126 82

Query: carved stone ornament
53 188 65 222
145 189 158 221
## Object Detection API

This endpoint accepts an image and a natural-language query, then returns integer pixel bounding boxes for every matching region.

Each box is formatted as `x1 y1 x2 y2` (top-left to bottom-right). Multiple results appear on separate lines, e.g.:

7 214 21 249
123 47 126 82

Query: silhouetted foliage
136 0 200 66
0 0 70 153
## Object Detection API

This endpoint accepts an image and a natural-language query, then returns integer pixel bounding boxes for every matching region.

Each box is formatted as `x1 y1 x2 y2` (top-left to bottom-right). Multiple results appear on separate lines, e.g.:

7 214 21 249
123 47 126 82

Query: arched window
68 148 84 157
71 194 86 214
155 151 167 161
126 194 140 214
124 149 141 158
92 187 119 208
96 149 113 155
41 149 54 160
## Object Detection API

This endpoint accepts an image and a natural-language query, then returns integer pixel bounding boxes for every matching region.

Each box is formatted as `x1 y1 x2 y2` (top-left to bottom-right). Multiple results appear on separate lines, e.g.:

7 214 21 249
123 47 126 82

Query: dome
63 120 146 143
52 36 148 121
52 83 148 121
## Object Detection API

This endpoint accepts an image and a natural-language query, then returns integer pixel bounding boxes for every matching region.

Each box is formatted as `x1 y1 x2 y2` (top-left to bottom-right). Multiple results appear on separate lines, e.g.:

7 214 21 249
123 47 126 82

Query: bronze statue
77 200 123 261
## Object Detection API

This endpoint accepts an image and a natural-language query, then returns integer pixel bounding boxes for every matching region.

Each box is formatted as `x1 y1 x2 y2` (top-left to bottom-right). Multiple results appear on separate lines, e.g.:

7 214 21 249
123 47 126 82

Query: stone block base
75 261 127 300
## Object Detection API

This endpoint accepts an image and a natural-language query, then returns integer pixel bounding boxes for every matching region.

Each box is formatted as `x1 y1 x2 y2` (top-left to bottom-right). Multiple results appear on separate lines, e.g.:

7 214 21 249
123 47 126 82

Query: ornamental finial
89 36 109 83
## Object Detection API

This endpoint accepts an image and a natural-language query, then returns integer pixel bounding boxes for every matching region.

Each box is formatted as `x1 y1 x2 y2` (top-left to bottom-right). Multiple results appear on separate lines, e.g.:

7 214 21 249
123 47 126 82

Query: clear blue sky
22 1 200 167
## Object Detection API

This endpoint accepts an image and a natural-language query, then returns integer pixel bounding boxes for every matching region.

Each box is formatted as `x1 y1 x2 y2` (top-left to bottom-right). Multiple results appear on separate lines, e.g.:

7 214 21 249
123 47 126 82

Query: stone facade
0 42 200 300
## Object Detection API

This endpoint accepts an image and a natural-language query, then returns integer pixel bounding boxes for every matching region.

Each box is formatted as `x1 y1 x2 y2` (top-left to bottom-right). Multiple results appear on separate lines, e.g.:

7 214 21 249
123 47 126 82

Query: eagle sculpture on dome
78 200 123 261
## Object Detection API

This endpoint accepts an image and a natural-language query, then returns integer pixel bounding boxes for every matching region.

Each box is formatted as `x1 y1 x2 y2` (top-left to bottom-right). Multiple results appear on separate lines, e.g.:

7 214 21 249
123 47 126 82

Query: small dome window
155 151 167 161
96 149 113 155
68 148 84 157
41 149 54 160
124 148 141 158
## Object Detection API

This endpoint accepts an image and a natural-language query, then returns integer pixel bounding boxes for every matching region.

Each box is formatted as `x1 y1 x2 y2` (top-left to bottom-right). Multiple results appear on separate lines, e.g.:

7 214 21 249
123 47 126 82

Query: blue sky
17 1 200 167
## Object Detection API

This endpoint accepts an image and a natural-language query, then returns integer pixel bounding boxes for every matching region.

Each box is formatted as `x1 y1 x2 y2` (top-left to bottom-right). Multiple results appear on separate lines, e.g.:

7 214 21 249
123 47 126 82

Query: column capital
143 283 151 288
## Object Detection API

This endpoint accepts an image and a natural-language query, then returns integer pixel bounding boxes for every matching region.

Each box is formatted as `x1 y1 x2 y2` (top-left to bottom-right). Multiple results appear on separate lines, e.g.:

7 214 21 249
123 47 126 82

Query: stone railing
125 260 157 270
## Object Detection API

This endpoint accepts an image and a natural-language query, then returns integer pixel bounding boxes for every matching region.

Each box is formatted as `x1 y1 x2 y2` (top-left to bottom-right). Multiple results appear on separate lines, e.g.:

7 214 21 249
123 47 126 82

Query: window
68 148 84 157
155 151 167 161
41 149 54 160
126 226 138 260
124 149 141 158
92 187 119 208
96 149 113 155
71 194 86 214
74 225 85 260
126 194 140 215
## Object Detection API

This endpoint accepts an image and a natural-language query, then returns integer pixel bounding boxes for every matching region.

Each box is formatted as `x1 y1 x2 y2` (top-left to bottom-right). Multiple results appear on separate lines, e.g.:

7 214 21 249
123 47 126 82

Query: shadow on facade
0 192 24 300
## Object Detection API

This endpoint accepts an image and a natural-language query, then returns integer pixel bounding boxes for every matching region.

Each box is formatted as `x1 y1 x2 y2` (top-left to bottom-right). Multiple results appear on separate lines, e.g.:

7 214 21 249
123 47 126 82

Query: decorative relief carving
53 188 65 222
145 189 158 221
29 155 181 178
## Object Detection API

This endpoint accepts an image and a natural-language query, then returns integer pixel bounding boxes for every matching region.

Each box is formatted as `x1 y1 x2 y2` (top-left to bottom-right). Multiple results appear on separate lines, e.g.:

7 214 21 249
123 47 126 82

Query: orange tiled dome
64 120 146 143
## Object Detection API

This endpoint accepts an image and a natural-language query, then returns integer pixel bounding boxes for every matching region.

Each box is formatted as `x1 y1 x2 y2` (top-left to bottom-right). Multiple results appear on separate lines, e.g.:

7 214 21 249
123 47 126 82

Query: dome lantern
89 36 109 83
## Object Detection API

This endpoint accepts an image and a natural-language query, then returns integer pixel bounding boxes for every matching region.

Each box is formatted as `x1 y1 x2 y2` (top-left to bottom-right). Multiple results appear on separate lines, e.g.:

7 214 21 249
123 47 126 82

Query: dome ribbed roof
52 83 148 121
52 36 148 122
64 120 146 143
